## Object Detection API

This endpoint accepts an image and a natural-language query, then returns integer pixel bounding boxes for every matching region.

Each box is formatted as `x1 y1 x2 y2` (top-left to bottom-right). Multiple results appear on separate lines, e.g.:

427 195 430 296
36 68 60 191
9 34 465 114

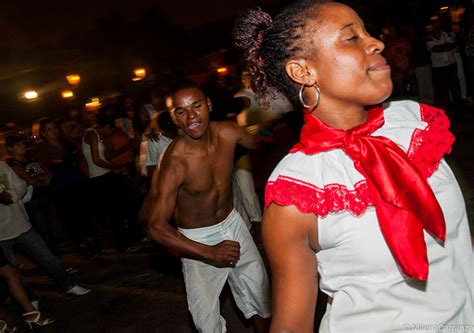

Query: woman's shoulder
380 100 454 178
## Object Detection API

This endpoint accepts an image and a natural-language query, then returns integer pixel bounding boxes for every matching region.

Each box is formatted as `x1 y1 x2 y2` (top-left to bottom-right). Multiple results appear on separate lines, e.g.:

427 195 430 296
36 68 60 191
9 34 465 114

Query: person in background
144 110 177 180
82 106 139 253
384 25 417 100
463 12 474 101
32 118 99 259
411 24 435 105
5 134 56 253
0 249 54 330
427 17 462 107
0 161 91 297
234 1 473 332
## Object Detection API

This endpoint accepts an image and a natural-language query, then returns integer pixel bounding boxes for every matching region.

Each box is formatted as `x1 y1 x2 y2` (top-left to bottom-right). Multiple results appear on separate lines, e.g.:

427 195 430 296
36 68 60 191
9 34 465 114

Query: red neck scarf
291 106 446 280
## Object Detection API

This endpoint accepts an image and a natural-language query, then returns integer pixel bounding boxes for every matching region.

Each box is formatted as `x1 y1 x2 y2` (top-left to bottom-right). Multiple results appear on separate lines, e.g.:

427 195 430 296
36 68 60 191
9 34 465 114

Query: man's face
170 87 211 140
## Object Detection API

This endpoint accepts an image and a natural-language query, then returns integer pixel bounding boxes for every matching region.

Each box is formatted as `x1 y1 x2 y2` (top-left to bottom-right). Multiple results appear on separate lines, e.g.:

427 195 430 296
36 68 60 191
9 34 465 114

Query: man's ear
207 97 213 112
285 59 318 85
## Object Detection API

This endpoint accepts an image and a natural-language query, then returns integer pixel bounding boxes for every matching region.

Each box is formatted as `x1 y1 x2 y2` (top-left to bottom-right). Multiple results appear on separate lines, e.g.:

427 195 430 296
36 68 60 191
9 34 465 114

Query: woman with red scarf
234 1 473 332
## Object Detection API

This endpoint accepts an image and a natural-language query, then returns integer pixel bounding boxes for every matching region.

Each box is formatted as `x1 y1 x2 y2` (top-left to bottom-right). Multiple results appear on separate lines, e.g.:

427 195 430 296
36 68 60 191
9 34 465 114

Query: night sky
0 0 467 125
0 0 274 49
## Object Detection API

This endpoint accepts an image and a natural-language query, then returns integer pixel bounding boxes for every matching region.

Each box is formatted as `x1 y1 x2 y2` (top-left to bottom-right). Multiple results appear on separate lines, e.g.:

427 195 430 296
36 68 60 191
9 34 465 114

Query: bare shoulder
263 204 319 252
212 121 242 140
160 137 186 165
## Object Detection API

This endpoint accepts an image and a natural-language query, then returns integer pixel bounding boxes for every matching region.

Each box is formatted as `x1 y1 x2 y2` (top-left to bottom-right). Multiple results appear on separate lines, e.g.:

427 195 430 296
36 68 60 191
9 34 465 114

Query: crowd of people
0 70 294 331
383 12 474 109
1 0 474 332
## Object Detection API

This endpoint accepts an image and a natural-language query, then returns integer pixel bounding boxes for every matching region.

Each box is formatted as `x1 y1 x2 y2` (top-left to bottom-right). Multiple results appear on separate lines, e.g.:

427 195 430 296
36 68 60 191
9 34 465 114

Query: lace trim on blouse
264 103 454 216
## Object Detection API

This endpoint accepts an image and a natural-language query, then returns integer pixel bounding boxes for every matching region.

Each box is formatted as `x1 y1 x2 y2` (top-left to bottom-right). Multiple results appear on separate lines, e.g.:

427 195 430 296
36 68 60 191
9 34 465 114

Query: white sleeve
145 140 159 166
426 39 435 51
0 162 27 202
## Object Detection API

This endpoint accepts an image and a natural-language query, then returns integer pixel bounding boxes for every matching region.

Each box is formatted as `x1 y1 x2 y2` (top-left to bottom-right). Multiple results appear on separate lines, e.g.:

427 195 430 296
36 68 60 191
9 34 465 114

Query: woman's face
10 141 26 156
139 108 150 124
42 122 59 141
301 3 392 108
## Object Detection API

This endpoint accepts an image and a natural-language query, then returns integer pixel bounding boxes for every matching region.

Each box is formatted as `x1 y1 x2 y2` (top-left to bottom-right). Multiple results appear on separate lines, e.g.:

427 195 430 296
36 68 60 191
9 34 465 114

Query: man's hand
208 240 241 267
0 191 13 205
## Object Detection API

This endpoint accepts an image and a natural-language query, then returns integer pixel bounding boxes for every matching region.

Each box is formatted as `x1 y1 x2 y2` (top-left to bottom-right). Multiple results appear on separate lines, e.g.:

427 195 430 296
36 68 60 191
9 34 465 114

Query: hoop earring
299 83 320 110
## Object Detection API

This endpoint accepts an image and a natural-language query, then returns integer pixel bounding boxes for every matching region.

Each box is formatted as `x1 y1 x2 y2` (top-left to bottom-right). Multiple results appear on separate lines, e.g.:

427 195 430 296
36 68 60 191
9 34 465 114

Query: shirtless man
147 80 270 333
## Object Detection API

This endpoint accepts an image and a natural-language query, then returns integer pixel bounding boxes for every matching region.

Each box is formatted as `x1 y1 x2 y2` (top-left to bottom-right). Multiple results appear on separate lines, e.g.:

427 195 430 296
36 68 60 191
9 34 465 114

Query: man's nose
187 109 197 119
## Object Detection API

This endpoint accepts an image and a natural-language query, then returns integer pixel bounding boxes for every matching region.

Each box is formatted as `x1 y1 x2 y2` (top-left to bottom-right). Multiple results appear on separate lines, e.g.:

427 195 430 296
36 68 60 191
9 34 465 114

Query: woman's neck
311 104 368 130
46 137 61 148
12 153 27 162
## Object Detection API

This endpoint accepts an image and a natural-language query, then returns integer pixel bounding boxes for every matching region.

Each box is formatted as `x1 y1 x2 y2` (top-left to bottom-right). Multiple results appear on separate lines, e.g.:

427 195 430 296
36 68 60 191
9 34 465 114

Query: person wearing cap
5 134 56 251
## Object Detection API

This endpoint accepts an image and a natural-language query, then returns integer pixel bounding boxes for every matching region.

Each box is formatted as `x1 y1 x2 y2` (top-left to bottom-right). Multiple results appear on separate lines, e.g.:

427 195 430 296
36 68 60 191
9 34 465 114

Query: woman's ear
285 60 318 85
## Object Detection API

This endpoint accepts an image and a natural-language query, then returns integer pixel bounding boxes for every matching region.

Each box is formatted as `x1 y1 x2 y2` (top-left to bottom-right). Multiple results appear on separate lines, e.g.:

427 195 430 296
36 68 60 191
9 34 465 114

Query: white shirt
0 162 32 240
427 31 457 67
145 134 173 167
266 101 473 332
82 128 111 178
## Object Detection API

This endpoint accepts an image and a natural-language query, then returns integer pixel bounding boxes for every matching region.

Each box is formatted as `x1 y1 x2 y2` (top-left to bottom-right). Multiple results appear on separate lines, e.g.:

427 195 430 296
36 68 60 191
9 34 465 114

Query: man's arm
11 165 51 187
430 42 456 52
427 33 457 53
147 149 240 267
227 121 260 151
262 203 319 333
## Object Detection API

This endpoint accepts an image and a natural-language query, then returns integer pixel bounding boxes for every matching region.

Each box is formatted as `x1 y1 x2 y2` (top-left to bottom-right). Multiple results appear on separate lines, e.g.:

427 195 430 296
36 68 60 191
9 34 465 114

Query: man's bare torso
169 122 237 229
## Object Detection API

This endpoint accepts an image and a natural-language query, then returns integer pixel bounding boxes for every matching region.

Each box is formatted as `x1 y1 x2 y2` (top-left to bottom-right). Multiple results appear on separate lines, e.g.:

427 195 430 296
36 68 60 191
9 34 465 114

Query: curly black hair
233 0 331 109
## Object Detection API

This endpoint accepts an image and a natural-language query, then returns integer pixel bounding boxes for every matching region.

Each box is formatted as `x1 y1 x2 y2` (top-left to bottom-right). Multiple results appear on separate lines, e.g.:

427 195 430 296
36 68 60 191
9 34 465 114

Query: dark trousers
432 63 461 106
55 180 95 245
88 172 135 251
25 194 57 252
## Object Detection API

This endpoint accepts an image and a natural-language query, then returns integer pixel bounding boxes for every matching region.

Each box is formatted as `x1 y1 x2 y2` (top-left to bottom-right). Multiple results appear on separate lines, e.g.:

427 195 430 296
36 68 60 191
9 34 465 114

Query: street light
217 67 228 75
85 97 101 110
133 68 146 78
24 90 38 100
62 90 74 99
66 74 81 86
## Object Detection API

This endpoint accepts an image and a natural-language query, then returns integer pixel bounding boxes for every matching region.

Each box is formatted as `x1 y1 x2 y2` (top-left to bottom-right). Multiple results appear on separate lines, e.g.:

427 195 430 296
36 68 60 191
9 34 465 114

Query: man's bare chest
182 150 234 194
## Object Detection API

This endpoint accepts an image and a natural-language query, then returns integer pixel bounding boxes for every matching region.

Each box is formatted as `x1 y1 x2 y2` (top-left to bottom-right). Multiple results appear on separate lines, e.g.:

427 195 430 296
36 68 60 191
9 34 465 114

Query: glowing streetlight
217 67 228 75
133 68 146 78
85 97 102 110
62 90 74 99
24 90 38 100
132 77 143 82
66 74 81 86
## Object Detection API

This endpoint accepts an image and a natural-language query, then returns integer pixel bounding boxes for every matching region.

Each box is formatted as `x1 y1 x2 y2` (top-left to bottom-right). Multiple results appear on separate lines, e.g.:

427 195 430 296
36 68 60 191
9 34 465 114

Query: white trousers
179 209 271 333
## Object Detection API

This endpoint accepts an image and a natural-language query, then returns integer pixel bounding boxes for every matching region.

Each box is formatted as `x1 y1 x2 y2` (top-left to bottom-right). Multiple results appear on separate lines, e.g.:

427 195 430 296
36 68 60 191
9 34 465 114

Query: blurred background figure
233 70 296 207
82 105 140 253
384 25 418 100
411 24 435 105
5 134 57 253
144 110 177 182
0 161 90 297
463 12 474 102
32 118 98 259
427 17 462 107
233 71 293 128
